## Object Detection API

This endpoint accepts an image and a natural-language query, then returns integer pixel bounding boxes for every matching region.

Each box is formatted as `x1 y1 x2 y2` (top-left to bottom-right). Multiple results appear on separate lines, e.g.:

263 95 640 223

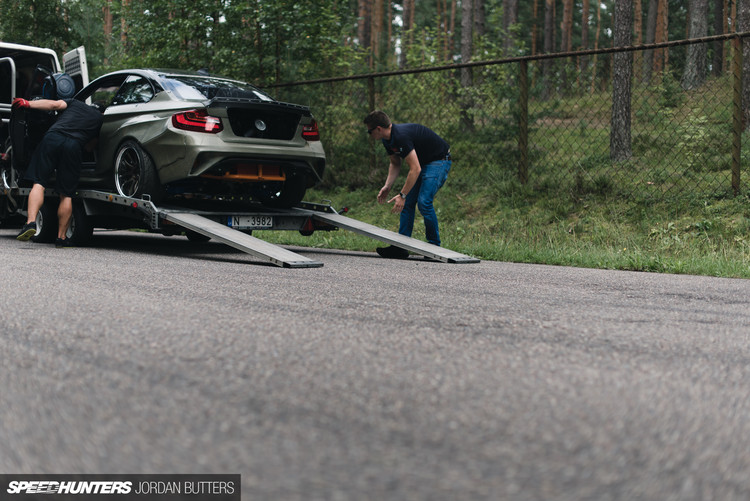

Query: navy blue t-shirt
48 99 104 145
382 123 449 167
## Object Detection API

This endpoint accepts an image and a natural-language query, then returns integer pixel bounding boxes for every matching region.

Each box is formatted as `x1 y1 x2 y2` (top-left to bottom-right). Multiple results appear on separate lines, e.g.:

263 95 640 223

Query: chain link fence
270 33 748 202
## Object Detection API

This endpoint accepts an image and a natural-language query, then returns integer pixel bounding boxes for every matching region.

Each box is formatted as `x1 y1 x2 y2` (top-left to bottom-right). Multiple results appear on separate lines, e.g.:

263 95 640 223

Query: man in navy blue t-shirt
13 97 104 247
364 110 451 258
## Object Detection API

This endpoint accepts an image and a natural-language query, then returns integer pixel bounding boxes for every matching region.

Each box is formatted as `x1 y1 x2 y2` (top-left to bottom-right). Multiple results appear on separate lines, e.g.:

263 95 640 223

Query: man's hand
387 194 405 213
12 98 30 109
377 185 391 204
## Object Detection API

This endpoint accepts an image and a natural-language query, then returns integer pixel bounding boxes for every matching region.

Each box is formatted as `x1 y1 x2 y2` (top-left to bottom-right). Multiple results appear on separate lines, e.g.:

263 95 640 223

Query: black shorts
23 131 83 197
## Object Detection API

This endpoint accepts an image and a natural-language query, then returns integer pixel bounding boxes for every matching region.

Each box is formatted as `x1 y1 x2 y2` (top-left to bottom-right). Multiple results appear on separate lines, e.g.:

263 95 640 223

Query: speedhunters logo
7 481 132 494
1 475 239 500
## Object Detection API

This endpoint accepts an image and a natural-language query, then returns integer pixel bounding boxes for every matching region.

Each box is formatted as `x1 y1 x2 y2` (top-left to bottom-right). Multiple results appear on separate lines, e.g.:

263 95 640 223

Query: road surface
2 228 750 500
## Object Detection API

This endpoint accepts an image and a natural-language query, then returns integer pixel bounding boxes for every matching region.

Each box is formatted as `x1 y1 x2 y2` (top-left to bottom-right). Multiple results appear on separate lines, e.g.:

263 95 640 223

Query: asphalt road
3 227 750 500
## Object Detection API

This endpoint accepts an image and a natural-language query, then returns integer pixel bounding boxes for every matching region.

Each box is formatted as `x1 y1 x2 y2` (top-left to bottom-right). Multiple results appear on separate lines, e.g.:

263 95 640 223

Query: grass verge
255 184 750 279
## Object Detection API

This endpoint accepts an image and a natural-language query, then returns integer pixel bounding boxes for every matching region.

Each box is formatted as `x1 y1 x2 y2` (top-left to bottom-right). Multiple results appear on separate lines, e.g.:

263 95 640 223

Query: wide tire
66 202 93 246
114 140 163 202
32 202 58 243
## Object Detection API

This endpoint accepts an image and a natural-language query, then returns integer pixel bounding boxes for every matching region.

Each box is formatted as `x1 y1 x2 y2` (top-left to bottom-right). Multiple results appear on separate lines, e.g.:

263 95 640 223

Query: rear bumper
147 126 326 185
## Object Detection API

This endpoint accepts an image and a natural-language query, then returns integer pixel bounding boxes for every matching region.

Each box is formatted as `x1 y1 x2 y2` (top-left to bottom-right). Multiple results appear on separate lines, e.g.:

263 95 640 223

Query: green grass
255 185 750 279
254 75 750 278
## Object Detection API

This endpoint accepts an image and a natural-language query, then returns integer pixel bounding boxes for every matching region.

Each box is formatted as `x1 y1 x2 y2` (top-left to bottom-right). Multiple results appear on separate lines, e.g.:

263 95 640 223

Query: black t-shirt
48 99 104 144
381 123 449 167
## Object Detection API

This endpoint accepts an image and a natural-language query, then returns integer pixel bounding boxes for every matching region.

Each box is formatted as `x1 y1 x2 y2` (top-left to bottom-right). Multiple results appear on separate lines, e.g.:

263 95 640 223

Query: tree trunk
561 0 573 52
559 0 573 92
473 0 485 38
439 0 446 60
371 0 383 67
460 0 474 130
532 0 539 55
449 0 456 61
591 0 602 93
633 0 643 82
400 0 415 68
253 2 264 82
713 0 725 76
654 0 669 74
611 0 633 161
681 0 709 90
121 0 130 46
358 0 371 58
580 0 590 70
461 0 473 86
738 0 750 129
274 21 282 84
103 0 113 65
542 0 554 99
643 0 658 83
503 0 518 55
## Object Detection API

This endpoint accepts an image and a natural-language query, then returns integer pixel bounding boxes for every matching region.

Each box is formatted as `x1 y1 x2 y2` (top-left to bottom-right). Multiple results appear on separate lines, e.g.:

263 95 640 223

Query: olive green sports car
51 69 326 207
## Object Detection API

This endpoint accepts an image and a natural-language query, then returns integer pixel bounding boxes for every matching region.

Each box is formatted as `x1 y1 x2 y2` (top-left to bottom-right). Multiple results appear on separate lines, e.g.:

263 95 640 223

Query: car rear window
161 75 274 102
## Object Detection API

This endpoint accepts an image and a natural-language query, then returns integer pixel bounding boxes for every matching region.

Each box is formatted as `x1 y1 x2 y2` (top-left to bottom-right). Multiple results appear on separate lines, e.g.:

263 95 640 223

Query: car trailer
2 187 480 268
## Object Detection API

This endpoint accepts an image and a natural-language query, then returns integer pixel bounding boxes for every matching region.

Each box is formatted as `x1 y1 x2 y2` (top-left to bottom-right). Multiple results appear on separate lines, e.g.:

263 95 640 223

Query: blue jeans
399 159 451 246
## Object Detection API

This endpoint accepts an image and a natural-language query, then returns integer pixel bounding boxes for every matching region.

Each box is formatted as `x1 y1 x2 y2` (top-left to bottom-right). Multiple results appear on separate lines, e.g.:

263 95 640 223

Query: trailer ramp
20 189 476 266
309 211 480 264
163 211 323 268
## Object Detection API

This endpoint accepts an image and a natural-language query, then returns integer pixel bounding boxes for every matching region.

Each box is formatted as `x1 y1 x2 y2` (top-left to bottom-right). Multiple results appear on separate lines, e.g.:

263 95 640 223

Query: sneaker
16 222 37 241
376 245 409 259
55 238 74 248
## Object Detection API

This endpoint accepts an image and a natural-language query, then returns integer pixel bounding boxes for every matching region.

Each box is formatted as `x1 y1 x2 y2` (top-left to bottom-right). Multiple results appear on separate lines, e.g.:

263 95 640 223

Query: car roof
0 42 60 59
81 68 294 108
0 42 61 71
94 68 251 86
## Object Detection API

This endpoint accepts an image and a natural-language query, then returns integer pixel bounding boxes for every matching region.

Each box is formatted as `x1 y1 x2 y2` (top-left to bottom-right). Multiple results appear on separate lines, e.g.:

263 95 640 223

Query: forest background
0 0 729 86
4 0 750 278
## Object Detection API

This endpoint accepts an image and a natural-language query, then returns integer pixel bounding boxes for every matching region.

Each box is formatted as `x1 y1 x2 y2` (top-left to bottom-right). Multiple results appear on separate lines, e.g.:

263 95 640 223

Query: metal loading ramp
308 211 480 264
9 188 477 267
163 211 323 268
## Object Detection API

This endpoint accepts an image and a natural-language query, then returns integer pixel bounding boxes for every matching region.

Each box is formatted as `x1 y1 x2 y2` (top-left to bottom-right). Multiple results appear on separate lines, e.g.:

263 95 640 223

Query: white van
0 43 89 190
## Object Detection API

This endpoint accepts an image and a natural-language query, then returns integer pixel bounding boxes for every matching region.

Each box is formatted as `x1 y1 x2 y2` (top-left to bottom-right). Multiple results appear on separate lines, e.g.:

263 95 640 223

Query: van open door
63 46 89 94
0 42 63 191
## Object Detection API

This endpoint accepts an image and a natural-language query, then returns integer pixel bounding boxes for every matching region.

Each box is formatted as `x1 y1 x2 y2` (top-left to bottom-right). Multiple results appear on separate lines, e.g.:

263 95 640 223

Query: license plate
227 215 274 229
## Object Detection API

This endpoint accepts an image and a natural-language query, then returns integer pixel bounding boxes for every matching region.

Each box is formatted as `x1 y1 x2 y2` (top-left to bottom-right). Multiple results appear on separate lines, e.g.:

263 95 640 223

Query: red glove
12 98 30 109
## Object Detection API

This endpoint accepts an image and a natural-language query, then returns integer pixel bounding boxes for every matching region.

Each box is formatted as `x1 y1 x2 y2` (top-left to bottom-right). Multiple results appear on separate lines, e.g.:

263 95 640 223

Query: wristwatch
398 192 406 199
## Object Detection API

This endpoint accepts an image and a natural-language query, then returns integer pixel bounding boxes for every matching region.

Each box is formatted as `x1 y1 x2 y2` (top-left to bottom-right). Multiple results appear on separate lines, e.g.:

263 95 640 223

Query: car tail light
172 110 223 133
302 120 320 141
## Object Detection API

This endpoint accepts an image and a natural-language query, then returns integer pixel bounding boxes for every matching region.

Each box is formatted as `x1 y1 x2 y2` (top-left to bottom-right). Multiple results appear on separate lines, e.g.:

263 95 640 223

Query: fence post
368 77 376 175
518 60 529 185
368 77 375 111
733 35 742 196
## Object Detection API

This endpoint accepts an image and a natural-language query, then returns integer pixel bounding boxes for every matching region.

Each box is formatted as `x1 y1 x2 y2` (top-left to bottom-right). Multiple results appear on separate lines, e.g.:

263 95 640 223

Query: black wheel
0 141 19 224
0 165 13 191
66 202 93 245
114 140 162 202
185 230 211 242
263 173 307 208
2 137 22 191
32 202 57 243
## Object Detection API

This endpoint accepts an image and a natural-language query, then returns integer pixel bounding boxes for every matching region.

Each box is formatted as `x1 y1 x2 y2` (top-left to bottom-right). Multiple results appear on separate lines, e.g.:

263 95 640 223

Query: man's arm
377 155 402 203
12 98 67 112
387 150 421 213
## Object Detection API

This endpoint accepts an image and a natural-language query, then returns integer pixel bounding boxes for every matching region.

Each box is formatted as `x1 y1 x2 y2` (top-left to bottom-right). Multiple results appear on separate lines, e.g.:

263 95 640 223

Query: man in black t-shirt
364 110 452 258
13 98 104 246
